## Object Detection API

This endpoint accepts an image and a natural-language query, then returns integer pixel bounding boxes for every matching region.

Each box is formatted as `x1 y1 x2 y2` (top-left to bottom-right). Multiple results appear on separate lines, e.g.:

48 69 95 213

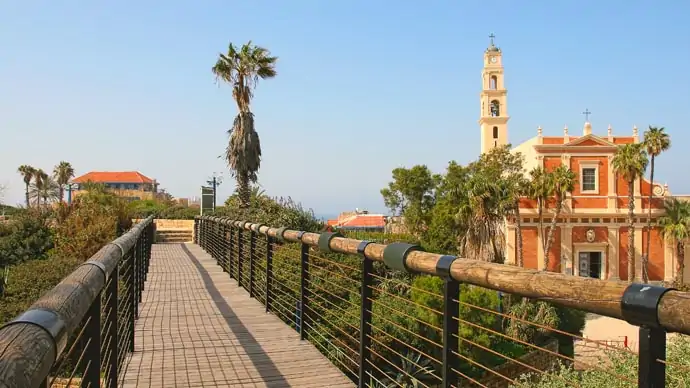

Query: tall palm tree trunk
58 187 65 203
677 242 685 285
627 179 636 283
515 206 524 267
237 173 251 209
643 156 655 283
24 184 30 208
543 201 563 271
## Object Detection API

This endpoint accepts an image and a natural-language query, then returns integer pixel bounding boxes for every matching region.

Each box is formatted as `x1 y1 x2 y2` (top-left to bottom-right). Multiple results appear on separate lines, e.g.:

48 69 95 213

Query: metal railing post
106 266 118 387
83 291 101 388
128 251 136 352
194 217 199 244
620 283 672 388
249 230 256 298
237 226 244 288
228 224 235 279
358 241 373 388
437 255 460 387
221 221 228 272
298 232 309 341
266 235 273 313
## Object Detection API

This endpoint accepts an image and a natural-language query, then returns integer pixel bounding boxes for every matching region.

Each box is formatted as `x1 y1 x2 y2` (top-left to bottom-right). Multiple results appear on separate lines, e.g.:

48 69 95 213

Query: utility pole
207 172 223 213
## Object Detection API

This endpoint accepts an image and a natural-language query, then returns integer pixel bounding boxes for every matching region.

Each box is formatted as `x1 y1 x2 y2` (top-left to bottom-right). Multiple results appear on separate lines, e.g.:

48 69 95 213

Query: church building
480 35 685 283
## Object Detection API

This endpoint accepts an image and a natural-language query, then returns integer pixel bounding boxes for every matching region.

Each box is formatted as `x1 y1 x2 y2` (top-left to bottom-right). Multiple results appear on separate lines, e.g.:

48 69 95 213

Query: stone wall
133 219 195 240
475 339 560 388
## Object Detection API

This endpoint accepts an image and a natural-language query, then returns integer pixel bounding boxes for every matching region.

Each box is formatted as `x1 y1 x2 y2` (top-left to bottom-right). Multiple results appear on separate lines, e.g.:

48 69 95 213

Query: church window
580 162 599 193
490 100 500 116
493 126 499 139
490 75 497 90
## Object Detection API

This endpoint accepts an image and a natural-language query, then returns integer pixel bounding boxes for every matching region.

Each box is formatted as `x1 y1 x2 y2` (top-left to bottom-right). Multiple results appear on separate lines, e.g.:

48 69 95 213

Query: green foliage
513 335 690 388
128 199 199 220
219 191 322 232
0 209 54 267
0 204 21 216
380 165 441 236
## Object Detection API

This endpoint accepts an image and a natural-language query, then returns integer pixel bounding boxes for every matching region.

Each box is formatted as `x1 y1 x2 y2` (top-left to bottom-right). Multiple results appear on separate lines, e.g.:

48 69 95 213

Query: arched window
493 126 499 139
490 100 501 117
490 75 498 90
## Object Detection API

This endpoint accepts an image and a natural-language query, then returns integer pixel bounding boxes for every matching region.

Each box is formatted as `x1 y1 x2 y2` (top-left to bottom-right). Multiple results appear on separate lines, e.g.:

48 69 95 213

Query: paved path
122 243 354 387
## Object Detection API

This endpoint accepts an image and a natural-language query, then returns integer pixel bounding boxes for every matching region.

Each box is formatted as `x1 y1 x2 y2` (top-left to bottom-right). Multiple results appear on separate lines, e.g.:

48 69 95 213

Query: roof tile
72 171 154 184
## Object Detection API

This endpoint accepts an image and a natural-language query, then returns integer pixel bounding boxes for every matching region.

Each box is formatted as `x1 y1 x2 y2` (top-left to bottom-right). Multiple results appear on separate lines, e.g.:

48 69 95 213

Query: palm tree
612 143 649 283
53 161 75 203
642 126 671 283
527 167 554 262
498 174 528 267
32 169 47 207
212 41 278 208
17 165 36 207
658 198 690 285
543 165 576 271
30 171 59 206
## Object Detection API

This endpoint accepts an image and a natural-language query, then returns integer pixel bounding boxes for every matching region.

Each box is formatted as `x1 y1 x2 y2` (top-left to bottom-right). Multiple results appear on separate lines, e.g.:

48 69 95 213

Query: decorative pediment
564 134 616 147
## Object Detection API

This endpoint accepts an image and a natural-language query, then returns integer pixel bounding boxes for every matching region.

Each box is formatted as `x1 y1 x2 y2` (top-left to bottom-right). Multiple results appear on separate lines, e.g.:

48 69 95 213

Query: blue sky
1 1 689 215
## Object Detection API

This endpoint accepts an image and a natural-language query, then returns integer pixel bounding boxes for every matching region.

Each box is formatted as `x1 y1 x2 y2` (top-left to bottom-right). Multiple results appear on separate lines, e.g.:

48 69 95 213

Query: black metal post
220 222 227 272
638 327 666 388
106 266 118 387
249 230 256 298
228 226 235 279
128 252 136 352
436 255 460 387
83 291 101 387
138 238 143 303
299 232 309 341
358 241 373 388
194 217 199 244
237 227 244 288
266 236 273 313
620 283 673 388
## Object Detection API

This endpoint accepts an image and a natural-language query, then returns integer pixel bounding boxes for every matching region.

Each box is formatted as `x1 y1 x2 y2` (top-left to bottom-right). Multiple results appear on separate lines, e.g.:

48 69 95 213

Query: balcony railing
194 215 690 388
0 216 155 388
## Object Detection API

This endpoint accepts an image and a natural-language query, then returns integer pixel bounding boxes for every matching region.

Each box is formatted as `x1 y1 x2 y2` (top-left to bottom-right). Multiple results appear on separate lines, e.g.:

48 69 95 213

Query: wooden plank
121 243 354 387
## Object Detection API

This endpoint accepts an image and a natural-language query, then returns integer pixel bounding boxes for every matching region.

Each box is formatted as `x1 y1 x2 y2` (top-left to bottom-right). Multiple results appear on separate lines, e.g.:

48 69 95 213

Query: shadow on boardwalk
122 243 354 388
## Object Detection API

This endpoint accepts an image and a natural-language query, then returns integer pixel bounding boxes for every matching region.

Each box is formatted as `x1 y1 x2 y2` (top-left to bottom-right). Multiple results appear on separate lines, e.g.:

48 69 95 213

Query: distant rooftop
72 171 155 184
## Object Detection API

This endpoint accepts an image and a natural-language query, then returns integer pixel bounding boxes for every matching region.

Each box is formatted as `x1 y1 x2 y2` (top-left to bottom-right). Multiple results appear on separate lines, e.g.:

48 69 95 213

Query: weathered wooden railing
195 215 690 388
0 216 155 388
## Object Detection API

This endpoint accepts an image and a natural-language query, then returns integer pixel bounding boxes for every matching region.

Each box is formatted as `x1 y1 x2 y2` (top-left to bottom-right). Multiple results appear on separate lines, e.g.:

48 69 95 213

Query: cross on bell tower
479 33 509 154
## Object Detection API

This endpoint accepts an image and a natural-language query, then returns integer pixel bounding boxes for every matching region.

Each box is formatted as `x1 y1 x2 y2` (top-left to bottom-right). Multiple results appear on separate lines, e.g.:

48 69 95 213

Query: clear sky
1 1 689 216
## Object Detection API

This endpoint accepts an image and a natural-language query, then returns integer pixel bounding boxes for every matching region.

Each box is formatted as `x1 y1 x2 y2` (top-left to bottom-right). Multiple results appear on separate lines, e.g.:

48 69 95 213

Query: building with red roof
70 171 159 201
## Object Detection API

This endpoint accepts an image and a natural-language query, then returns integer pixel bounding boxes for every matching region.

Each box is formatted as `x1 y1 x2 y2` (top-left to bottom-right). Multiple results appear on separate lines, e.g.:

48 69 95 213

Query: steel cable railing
0 216 155 388
196 215 690 388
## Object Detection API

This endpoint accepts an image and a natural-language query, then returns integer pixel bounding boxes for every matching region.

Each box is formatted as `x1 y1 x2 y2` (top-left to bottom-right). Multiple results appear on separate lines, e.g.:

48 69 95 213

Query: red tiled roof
339 215 385 228
72 171 154 184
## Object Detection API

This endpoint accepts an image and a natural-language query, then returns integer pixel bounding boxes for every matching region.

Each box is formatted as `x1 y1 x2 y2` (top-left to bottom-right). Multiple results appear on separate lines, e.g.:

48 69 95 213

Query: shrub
512 334 690 387
0 209 53 267
219 194 322 232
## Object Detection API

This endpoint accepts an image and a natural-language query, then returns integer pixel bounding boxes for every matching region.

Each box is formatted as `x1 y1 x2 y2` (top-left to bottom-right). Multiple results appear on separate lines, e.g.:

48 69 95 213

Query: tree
658 198 690 285
642 126 671 283
212 41 278 209
381 165 440 236
527 167 554 262
543 165 576 271
17 165 36 207
612 143 648 283
52 161 75 203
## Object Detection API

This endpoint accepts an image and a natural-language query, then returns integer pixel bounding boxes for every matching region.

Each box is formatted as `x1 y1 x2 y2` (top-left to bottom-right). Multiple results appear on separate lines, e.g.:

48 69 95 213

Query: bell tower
479 33 510 154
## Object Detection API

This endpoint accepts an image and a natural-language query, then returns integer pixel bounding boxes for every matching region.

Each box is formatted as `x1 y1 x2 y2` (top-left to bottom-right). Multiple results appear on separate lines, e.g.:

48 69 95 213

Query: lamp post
64 183 79 205
206 173 223 212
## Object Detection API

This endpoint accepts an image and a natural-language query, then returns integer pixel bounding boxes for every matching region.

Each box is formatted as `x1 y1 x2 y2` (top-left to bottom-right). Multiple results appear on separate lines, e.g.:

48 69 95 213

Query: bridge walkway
121 243 354 388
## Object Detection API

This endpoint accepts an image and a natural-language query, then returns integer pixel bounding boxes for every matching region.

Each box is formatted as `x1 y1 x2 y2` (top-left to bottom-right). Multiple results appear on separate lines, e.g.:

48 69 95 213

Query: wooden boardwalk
121 243 354 388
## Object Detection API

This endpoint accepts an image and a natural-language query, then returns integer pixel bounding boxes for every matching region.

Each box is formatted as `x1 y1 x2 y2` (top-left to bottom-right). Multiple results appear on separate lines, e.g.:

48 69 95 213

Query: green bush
218 194 322 232
0 209 54 267
513 334 690 387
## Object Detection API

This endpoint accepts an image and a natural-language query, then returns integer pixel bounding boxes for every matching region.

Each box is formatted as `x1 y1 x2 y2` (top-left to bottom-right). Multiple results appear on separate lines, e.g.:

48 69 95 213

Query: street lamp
64 183 79 205
206 172 224 212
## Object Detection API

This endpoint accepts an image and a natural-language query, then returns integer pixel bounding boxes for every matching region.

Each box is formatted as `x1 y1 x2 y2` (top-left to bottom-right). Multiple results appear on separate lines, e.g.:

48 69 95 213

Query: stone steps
155 229 193 243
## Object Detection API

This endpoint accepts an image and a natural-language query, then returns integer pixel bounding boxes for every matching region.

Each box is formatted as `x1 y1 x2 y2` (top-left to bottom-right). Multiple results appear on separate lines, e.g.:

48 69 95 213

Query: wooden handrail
0 216 154 387
201 216 690 336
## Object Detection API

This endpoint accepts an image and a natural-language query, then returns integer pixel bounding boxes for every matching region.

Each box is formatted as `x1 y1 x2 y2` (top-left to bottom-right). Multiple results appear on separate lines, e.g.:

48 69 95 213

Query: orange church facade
505 123 682 282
